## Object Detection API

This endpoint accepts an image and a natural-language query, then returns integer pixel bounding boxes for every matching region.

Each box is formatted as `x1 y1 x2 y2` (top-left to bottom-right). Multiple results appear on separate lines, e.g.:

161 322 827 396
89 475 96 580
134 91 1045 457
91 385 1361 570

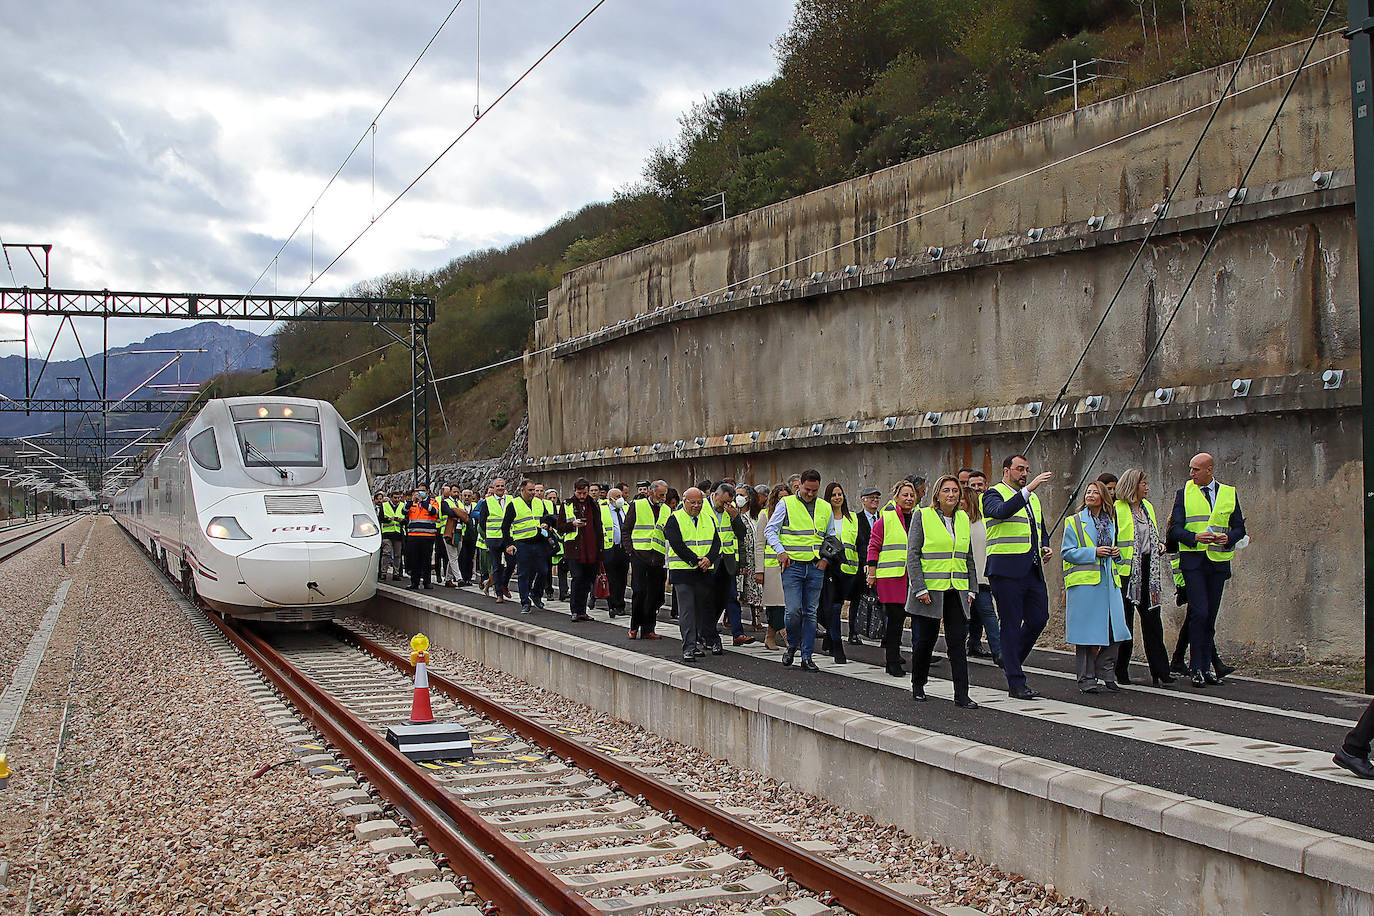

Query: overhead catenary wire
341 40 1345 429
1043 0 1337 540
1022 0 1278 452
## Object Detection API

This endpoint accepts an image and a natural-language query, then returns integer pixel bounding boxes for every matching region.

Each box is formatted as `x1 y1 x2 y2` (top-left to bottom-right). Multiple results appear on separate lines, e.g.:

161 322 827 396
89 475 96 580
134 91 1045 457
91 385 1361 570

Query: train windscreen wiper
244 440 289 480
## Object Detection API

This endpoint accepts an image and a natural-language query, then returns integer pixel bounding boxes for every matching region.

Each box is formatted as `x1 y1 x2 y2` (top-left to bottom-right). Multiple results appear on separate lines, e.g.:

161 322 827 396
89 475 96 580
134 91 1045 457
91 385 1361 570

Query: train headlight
206 516 251 540
351 515 379 538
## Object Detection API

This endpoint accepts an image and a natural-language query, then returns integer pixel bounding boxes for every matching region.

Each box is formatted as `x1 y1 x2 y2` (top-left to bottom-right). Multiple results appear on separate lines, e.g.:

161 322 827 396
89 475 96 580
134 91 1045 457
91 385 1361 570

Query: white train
114 396 381 622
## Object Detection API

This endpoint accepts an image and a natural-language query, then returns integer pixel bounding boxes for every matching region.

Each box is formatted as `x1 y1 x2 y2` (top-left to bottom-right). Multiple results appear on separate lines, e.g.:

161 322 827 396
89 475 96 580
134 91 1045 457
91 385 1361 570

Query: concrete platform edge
366 587 1374 916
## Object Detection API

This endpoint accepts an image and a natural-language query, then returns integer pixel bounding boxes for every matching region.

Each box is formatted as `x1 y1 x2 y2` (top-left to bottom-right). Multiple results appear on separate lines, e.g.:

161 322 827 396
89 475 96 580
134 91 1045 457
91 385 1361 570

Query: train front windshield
235 421 323 467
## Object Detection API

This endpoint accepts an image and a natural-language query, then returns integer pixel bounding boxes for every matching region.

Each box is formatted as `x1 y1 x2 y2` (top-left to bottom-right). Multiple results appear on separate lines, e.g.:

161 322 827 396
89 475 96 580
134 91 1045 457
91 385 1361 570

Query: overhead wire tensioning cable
1043 0 1338 540
171 1 608 439
1021 0 1278 452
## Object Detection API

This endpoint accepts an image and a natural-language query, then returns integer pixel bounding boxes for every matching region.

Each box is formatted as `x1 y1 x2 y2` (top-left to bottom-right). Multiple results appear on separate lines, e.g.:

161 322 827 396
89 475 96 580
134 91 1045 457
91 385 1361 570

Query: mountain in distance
0 321 274 438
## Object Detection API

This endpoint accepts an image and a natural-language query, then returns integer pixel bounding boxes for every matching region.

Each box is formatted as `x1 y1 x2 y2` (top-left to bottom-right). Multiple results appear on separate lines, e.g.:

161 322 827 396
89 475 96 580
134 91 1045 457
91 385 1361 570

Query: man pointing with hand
982 454 1054 699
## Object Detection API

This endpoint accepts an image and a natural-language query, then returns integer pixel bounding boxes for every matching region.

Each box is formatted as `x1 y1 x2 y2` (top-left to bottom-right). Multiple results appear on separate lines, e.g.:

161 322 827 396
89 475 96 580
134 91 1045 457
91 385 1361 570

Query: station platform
364 579 1374 916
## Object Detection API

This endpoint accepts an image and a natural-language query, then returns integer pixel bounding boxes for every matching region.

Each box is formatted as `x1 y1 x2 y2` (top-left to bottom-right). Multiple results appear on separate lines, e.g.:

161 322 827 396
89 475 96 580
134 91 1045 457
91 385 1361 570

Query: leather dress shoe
1102 681 1121 692
1214 662 1237 679
954 697 980 709
911 687 928 701
1170 661 1189 676
1079 682 1102 694
1008 686 1040 700
800 658 819 672
1333 747 1374 779
782 649 795 667
732 635 756 646
1203 671 1224 686
1118 674 1133 685
831 654 847 665
1191 671 1208 687
642 632 663 640
627 629 638 639
1152 675 1175 687
885 664 906 677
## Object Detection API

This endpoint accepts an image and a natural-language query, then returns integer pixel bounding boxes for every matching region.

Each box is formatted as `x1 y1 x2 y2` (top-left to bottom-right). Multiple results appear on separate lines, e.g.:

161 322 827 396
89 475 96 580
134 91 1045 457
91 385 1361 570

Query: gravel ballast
0 519 412 915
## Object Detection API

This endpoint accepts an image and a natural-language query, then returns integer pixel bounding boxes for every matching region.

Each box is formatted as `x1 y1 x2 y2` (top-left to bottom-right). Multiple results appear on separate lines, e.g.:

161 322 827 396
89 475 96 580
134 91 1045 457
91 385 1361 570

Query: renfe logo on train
271 525 332 533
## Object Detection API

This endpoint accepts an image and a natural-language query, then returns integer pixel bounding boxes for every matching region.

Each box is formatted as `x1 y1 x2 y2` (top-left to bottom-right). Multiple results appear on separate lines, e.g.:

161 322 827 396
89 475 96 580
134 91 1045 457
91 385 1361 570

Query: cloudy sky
0 0 797 360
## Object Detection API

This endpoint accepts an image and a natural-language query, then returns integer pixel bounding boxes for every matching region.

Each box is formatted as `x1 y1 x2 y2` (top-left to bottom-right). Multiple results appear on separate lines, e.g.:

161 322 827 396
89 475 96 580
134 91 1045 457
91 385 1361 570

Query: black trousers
1181 563 1227 674
434 537 448 578
630 558 666 634
1118 595 1171 681
458 539 476 582
602 546 630 613
912 590 970 702
1172 615 1226 670
568 557 596 617
882 601 908 667
405 536 434 587
1345 699 1374 757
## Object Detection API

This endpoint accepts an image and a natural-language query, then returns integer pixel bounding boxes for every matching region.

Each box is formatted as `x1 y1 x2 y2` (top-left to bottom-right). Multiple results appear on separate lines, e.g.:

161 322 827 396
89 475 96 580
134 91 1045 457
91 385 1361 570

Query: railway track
199 612 949 916
0 515 82 564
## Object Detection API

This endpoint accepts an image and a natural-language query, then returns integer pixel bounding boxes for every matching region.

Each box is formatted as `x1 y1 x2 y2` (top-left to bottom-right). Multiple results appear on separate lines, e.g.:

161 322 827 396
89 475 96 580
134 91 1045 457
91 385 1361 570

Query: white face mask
735 493 748 508
614 497 627 509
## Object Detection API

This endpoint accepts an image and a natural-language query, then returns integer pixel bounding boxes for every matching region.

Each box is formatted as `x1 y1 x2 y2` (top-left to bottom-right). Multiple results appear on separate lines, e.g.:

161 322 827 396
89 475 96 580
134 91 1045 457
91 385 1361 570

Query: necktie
1028 500 1040 561
1203 485 1214 507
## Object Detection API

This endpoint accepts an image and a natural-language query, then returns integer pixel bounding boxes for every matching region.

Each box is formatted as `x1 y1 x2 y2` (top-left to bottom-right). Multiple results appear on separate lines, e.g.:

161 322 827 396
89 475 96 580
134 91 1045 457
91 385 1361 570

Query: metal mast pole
1348 0 1374 694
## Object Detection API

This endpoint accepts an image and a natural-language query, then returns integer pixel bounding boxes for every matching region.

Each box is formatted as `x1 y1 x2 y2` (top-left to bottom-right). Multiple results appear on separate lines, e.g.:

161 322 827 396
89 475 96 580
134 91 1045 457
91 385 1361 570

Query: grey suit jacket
903 508 977 620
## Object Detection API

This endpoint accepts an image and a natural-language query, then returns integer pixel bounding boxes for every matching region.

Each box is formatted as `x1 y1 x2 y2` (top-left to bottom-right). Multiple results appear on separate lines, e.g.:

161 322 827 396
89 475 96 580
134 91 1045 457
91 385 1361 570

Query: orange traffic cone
409 633 435 725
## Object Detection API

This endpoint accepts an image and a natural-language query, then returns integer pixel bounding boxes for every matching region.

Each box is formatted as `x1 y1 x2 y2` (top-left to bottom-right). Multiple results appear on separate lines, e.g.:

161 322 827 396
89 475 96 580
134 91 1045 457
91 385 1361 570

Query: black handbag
819 534 846 566
854 589 887 641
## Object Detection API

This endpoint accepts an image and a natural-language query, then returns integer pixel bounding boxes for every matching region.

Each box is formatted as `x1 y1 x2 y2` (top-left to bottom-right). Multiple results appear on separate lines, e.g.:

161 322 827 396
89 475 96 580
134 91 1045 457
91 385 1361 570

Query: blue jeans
969 585 1002 657
781 561 825 658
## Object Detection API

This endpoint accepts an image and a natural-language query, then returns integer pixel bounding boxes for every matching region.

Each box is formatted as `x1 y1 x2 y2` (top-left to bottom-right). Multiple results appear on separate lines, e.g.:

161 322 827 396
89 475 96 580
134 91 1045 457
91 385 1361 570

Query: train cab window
236 420 323 467
189 428 222 470
339 429 360 470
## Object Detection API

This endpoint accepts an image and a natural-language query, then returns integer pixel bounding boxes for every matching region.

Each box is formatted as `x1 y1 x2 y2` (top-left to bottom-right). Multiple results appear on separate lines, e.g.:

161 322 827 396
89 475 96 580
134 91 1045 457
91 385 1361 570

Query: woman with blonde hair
904 475 979 707
867 479 919 677
754 483 791 650
1062 480 1129 693
1113 468 1173 686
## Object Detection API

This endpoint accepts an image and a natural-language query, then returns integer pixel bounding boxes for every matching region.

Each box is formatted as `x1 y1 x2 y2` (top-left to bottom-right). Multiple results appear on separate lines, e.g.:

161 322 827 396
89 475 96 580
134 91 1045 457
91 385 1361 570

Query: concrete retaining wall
520 34 1363 660
366 588 1374 916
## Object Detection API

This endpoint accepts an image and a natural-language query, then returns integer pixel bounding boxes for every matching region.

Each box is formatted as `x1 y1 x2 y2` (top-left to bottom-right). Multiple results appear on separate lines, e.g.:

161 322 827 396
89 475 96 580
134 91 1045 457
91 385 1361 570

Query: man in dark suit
848 486 883 643
982 454 1055 699
1168 452 1245 687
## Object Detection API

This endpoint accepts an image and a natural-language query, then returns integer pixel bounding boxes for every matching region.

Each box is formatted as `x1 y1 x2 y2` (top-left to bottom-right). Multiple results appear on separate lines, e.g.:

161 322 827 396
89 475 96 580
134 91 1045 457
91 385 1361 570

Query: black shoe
782 650 795 667
532 602 548 612
1152 676 1175 687
1118 674 1133 685
911 687 928 701
1214 662 1236 679
930 654 943 664
847 635 862 646
800 658 819 672
832 654 847 665
1170 661 1189 676
1008 686 1040 700
821 639 832 653
693 647 707 658
993 654 1004 668
1203 671 1224 686
967 645 988 658
1079 682 1102 694
1191 672 1207 687
1102 681 1121 692
954 697 980 710
1333 747 1374 779
406 584 419 590
710 644 724 656
885 664 906 677
608 610 622 618
682 651 696 662
571 614 591 622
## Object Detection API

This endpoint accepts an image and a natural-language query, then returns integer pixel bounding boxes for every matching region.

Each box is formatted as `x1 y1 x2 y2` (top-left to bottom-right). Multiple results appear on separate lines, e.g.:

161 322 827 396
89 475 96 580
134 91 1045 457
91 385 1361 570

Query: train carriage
114 397 380 621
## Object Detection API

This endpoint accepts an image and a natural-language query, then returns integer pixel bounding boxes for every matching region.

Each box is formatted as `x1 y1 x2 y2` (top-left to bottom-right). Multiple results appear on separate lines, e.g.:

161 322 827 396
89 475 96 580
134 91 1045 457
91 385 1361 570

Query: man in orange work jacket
404 485 441 590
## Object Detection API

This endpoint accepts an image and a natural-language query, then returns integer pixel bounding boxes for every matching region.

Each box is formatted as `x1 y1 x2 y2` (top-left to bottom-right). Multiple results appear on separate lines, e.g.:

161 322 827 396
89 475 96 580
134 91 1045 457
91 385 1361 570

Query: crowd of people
368 454 1374 780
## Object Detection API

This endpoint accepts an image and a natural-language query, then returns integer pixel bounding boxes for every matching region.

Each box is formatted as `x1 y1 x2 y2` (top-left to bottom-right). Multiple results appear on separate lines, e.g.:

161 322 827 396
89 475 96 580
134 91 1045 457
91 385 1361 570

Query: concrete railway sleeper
332 621 951 916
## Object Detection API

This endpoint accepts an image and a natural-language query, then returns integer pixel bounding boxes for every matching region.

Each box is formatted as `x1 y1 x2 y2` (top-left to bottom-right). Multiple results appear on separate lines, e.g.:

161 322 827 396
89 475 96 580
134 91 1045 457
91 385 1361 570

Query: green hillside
266 0 1327 452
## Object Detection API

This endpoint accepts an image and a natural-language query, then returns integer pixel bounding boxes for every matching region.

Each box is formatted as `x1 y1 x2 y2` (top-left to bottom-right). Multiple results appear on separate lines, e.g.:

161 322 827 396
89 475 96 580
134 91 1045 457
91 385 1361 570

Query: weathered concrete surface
523 35 1363 660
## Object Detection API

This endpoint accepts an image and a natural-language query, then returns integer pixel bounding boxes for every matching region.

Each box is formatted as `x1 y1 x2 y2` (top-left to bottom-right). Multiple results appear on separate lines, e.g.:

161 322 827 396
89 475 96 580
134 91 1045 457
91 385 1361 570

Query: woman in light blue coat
1062 480 1129 693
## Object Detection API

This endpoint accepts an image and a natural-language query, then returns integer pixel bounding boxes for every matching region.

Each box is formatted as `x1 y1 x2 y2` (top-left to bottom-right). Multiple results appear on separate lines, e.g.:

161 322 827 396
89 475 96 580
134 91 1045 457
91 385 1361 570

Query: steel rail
0 516 80 563
210 615 603 916
335 622 947 916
